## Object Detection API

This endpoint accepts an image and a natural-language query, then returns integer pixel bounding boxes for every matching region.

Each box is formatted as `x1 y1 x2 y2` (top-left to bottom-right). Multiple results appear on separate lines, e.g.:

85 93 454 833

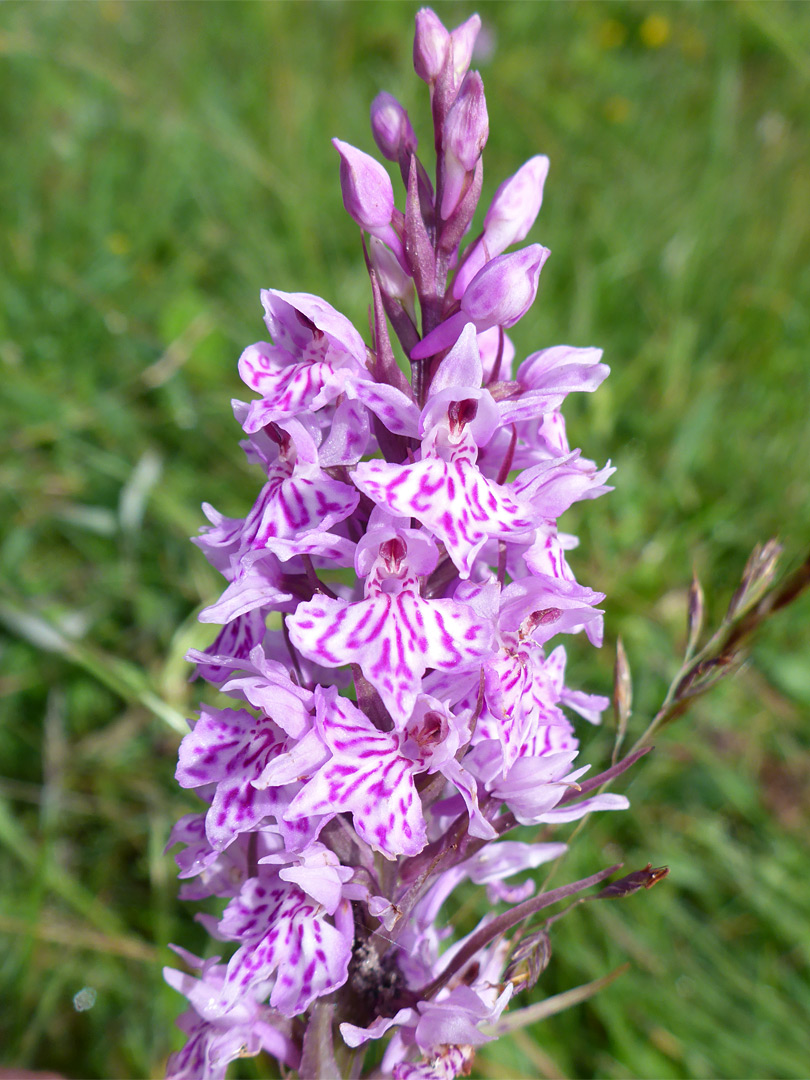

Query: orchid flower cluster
165 10 633 1078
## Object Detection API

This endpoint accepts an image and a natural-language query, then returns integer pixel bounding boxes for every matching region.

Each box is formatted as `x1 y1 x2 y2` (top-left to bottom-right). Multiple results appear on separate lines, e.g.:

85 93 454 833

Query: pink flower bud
411 245 550 359
332 138 394 230
413 8 450 84
453 155 549 298
368 236 416 321
370 92 418 162
448 14 482 93
461 244 549 329
444 72 488 172
441 71 488 219
484 155 549 253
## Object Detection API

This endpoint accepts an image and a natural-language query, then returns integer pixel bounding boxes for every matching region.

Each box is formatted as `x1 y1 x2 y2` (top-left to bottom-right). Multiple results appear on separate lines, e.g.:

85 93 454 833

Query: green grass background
1 2 809 1077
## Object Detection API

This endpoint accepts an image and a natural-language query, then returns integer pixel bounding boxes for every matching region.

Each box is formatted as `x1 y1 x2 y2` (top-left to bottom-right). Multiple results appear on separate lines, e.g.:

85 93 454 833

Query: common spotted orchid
166 10 639 1079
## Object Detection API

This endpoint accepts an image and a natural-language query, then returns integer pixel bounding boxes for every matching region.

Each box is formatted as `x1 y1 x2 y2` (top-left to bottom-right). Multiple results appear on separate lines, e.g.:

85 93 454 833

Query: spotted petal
238 470 359 551
318 396 371 466
190 609 268 683
240 365 357 432
352 455 536 578
351 379 421 437
217 874 352 1016
238 290 368 430
285 690 426 858
176 706 290 850
483 649 570 770
287 591 492 723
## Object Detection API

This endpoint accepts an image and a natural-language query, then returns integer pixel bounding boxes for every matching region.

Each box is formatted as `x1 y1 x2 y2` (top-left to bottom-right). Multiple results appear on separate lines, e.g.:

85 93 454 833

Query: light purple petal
353 454 536 578
460 840 568 883
176 706 291 850
199 553 294 625
561 687 610 725
510 452 615 519
318 396 371 466
409 309 471 361
262 529 356 568
192 502 244 577
351 379 421 437
287 589 492 722
487 752 578 824
340 1008 416 1049
428 323 484 396
536 792 630 823
285 689 426 859
498 574 606 645
498 346 609 426
264 842 354 915
477 325 516 382
261 289 367 366
438 758 496 840
253 725 329 789
218 877 352 1016
220 646 313 739
413 985 502 1050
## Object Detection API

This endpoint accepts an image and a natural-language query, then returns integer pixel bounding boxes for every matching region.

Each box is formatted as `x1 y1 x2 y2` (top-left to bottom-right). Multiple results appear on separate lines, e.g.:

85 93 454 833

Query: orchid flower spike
166 10 629 1080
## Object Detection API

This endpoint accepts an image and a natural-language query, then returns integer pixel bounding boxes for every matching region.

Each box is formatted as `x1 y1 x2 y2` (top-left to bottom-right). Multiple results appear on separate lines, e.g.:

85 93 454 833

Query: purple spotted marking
287 539 491 723
176 706 295 851
217 874 351 1016
353 441 537 579
285 690 426 859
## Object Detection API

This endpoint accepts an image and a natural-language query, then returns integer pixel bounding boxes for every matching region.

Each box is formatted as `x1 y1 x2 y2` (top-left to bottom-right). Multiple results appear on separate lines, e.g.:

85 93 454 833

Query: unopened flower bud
726 537 783 620
612 636 632 751
333 139 394 230
454 156 549 298
413 8 450 84
441 71 488 219
504 929 552 992
485 155 549 246
686 572 704 655
368 236 416 321
596 864 669 900
411 244 550 360
462 244 549 329
371 91 418 162
448 14 482 93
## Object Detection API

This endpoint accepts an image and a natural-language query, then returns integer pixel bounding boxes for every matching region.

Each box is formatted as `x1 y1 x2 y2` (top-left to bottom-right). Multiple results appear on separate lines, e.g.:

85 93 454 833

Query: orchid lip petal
283 688 426 859
287 585 492 723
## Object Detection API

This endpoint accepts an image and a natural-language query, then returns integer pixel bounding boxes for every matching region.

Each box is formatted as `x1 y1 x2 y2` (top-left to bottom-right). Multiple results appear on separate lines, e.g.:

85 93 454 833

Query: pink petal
353 455 536 578
285 691 426 859
287 591 491 723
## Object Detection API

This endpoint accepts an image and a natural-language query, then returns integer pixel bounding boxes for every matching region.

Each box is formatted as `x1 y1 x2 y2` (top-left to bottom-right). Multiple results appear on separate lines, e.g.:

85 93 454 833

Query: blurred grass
1 1 809 1077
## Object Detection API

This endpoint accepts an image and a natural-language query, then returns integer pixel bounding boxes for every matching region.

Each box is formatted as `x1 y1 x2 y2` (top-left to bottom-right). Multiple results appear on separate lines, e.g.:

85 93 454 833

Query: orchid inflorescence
165 9 636 1078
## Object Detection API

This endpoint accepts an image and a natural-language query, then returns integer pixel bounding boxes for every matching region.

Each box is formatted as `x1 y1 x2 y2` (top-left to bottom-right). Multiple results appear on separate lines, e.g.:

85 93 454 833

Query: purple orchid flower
166 9 636 1079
